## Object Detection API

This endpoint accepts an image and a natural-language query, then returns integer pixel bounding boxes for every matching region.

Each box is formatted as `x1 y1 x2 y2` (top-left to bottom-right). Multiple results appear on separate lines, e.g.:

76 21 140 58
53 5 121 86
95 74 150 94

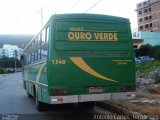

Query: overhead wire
67 0 80 12
84 0 103 13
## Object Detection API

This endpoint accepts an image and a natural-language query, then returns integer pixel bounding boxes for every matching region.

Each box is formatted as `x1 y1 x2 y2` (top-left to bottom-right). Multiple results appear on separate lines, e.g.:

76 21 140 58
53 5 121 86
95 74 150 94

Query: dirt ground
110 69 160 117
111 92 160 115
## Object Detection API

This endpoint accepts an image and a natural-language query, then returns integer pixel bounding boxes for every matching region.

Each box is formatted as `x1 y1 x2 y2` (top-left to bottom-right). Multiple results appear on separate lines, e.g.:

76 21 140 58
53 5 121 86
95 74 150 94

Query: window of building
150 23 152 27
149 8 151 11
143 2 147 5
139 11 142 15
145 24 149 28
139 18 143 22
145 16 148 20
138 4 142 7
140 26 143 30
149 15 152 19
144 9 148 13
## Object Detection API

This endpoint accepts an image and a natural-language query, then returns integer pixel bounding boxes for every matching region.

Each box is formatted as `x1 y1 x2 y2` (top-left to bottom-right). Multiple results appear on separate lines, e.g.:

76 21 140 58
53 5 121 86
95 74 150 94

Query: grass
136 61 160 78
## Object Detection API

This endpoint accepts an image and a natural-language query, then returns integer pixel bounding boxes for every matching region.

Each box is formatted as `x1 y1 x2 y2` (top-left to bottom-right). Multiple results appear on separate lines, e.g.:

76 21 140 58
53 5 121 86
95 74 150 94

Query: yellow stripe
68 40 118 42
35 63 47 93
70 57 118 82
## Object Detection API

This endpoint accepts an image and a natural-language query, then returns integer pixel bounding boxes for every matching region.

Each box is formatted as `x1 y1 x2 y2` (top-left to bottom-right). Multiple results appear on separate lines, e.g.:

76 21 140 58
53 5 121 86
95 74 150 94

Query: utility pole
14 50 17 73
40 7 43 27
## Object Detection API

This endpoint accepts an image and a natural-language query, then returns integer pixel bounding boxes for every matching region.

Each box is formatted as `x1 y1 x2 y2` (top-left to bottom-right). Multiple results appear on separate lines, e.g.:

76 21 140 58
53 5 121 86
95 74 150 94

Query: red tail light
52 89 67 94
123 86 135 91
57 98 63 102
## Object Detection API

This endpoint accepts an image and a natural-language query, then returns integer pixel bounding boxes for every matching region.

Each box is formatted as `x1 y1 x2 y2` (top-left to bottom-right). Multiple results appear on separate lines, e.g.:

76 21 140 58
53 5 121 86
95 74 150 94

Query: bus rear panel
47 14 135 104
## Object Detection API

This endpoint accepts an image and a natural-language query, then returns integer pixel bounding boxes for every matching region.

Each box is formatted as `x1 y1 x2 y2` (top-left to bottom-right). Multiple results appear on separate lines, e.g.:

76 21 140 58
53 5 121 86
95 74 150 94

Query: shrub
154 76 160 84
0 67 7 74
136 44 160 60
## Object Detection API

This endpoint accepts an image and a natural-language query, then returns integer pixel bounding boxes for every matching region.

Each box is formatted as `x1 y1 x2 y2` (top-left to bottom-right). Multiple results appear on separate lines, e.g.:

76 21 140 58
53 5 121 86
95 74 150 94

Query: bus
22 14 135 111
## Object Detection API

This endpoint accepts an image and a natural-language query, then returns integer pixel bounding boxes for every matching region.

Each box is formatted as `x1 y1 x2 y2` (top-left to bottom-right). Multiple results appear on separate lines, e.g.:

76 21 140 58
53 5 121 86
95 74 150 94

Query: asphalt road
0 73 109 120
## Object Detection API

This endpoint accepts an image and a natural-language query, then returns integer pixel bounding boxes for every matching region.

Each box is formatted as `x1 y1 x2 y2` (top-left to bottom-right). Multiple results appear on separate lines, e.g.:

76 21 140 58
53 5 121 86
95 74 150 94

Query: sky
0 0 143 34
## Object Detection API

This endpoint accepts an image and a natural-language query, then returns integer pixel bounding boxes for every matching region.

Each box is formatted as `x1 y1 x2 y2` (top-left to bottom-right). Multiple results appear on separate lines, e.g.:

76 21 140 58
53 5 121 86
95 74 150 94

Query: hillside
0 34 34 49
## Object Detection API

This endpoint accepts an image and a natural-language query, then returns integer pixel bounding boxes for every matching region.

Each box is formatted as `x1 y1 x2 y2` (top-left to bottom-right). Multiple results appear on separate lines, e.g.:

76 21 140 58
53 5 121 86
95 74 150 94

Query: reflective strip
111 92 135 100
50 92 135 104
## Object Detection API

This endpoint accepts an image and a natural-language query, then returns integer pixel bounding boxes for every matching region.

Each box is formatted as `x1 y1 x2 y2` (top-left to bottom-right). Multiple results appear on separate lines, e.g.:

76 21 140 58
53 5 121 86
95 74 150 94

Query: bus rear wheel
35 95 46 111
34 86 46 111
27 92 33 98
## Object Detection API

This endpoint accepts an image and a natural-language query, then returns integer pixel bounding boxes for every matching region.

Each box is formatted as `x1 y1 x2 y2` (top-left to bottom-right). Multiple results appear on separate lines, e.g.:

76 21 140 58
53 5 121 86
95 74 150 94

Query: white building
0 44 23 60
0 48 2 58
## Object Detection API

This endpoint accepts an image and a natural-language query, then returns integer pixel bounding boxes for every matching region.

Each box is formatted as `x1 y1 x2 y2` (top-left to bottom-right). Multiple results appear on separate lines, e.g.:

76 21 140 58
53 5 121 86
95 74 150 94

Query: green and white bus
22 14 135 111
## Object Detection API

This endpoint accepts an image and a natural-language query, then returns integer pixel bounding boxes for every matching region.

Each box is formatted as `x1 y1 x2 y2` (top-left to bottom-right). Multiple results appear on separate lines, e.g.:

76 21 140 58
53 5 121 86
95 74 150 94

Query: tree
151 45 160 60
0 57 22 68
135 44 160 60
136 44 152 57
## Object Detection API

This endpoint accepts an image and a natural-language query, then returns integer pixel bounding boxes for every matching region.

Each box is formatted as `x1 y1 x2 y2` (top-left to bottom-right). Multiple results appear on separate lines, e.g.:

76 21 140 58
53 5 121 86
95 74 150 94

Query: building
133 39 144 49
0 44 23 60
136 0 160 32
140 31 160 45
132 31 160 49
0 34 33 59
132 32 144 49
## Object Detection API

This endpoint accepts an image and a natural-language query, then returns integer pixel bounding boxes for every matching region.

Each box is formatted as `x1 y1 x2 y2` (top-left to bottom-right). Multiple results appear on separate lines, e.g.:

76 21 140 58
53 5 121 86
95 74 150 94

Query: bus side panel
23 62 50 103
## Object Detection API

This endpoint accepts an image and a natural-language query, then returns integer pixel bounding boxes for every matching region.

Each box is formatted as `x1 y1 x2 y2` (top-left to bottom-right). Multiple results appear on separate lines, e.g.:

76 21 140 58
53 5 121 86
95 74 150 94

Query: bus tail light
51 97 63 103
52 89 67 94
57 98 63 102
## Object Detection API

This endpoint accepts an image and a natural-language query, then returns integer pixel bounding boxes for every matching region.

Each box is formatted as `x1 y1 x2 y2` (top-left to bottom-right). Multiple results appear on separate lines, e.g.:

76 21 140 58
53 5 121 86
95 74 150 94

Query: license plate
89 87 103 93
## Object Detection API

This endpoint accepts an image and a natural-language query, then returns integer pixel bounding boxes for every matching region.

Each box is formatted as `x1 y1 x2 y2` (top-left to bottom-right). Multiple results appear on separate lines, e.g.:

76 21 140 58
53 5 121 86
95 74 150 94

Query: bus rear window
55 20 130 54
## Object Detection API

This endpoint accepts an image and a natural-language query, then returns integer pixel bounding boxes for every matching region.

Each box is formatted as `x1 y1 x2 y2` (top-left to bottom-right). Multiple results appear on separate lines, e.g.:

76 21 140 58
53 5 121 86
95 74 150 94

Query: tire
27 92 33 98
35 94 46 111
78 102 95 108
23 81 26 89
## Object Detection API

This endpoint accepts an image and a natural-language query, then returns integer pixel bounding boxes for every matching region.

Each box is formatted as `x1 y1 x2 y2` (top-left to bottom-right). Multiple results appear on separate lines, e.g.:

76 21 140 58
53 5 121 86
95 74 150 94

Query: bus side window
41 42 48 60
29 44 32 64
28 53 31 64
31 52 34 63
41 26 49 60
35 37 38 61
22 53 26 66
33 40 37 62
46 26 49 42
39 34 42 60
42 29 46 43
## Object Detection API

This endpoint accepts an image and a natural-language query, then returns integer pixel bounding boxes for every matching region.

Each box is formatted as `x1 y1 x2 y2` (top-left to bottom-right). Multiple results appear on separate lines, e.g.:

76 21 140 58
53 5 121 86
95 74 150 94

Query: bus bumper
50 92 135 104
